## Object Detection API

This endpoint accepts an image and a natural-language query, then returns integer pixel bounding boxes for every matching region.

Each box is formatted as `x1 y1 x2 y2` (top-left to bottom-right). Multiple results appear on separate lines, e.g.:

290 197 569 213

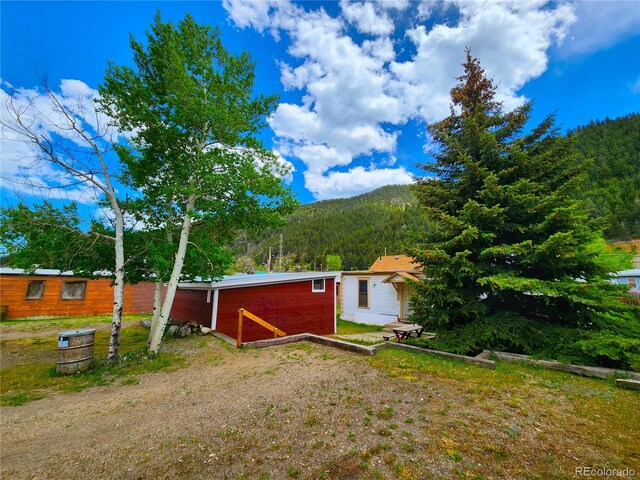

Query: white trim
211 289 219 330
312 278 325 292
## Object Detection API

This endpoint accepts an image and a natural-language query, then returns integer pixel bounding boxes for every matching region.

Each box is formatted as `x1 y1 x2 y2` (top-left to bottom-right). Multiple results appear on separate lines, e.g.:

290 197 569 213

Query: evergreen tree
410 51 639 369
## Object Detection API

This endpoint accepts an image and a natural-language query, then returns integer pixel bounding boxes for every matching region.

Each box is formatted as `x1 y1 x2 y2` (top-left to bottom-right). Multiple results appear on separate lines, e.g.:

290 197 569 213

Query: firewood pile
139 319 214 337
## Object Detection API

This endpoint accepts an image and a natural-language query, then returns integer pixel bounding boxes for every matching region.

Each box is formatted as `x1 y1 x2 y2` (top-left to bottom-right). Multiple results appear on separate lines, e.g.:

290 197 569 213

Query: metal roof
612 269 640 277
0 268 112 277
178 271 341 290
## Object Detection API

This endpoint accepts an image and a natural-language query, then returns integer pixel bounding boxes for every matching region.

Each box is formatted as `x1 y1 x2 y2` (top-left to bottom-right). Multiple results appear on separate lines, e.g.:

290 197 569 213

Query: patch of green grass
376 405 394 420
445 449 463 462
1 325 186 406
287 467 300 478
121 377 140 386
336 319 384 335
0 314 149 332
1 392 44 406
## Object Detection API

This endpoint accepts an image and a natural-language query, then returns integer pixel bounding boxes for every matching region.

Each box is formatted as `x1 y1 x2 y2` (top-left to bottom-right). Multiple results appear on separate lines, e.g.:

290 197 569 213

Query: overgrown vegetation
0 317 186 406
409 51 640 370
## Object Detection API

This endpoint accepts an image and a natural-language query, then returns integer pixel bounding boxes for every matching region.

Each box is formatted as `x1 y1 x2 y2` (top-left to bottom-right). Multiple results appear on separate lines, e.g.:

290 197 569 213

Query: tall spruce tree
410 51 639 369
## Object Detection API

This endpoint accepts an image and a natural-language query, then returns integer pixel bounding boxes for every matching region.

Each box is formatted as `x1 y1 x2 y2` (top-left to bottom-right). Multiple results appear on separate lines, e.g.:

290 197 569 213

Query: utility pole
277 233 283 272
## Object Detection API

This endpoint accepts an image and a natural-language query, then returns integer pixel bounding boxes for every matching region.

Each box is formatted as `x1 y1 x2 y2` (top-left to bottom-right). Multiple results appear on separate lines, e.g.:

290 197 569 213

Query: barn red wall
168 289 212 326
216 279 335 342
0 275 156 320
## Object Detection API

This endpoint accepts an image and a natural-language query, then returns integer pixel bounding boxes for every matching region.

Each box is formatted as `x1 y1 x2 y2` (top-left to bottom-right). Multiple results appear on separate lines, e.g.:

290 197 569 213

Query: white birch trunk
148 196 196 354
147 278 163 348
107 203 125 363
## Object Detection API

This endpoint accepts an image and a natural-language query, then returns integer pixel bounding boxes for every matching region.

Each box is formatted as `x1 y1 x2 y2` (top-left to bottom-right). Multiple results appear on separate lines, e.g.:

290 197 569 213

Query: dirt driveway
2 333 639 479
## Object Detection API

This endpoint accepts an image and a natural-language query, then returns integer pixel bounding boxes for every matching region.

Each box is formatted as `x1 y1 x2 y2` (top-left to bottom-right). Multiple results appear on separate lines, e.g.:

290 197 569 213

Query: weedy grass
369 348 640 476
1 322 186 406
0 313 149 333
336 319 384 335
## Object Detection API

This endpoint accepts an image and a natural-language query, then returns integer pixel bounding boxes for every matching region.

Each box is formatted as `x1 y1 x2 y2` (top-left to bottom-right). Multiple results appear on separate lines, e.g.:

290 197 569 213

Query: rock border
479 350 640 381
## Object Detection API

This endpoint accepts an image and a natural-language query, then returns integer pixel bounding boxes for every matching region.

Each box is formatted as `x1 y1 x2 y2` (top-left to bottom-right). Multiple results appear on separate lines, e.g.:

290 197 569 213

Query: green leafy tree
410 51 639 369
0 202 110 275
325 254 342 271
100 13 295 353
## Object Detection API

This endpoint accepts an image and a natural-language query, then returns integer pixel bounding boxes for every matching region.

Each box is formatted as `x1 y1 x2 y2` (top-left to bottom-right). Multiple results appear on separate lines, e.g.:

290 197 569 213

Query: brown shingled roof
368 255 421 272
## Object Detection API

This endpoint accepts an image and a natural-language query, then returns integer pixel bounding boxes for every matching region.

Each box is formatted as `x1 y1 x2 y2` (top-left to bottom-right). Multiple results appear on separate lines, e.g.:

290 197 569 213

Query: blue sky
2 0 639 207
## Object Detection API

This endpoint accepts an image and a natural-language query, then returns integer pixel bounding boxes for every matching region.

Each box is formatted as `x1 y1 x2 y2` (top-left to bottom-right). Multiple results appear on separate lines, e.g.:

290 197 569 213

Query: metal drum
56 329 96 374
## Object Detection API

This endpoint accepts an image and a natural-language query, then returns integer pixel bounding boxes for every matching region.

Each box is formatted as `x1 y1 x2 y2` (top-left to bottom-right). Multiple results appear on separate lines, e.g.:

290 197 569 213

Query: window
358 278 369 308
62 281 87 300
312 278 325 292
25 281 45 300
629 277 637 289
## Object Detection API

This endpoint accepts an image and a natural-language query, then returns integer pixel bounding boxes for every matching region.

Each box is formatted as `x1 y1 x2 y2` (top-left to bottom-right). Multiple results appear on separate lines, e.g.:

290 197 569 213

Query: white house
341 255 422 326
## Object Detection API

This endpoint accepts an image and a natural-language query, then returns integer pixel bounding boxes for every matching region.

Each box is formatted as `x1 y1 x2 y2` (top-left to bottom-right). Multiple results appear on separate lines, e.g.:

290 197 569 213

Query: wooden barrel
56 329 96 374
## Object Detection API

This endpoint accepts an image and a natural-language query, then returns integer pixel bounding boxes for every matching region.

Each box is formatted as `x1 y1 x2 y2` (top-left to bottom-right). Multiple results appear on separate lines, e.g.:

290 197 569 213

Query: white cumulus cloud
560 1 640 56
224 0 577 199
305 166 413 200
0 80 124 204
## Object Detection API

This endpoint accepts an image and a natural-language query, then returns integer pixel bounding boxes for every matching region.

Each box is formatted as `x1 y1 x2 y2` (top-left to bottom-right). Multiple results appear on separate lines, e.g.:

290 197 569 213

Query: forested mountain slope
235 114 639 271
570 113 640 239
236 185 432 271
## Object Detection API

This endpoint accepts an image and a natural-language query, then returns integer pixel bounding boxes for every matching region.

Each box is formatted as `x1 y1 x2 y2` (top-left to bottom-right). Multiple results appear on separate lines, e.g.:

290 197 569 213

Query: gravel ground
2 335 638 479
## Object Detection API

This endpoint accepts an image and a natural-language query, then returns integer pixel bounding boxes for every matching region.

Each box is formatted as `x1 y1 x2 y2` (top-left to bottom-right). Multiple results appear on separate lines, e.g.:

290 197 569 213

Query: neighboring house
0 268 156 320
612 268 640 291
341 255 422 326
171 271 340 342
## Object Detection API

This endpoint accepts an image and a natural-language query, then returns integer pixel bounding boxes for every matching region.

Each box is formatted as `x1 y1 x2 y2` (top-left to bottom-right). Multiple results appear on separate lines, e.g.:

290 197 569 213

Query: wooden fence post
237 308 244 348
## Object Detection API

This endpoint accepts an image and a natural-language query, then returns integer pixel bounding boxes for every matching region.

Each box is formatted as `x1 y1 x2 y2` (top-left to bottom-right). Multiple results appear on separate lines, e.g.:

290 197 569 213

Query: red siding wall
169 289 212 326
0 275 156 320
216 279 335 342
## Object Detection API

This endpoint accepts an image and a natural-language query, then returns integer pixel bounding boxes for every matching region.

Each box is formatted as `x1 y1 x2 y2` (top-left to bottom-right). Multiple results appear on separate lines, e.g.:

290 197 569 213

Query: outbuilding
171 272 340 342
0 268 156 320
341 255 423 326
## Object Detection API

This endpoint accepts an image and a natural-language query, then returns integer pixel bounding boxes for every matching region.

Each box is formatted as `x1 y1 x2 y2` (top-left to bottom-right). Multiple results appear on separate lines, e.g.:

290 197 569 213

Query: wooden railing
237 308 286 347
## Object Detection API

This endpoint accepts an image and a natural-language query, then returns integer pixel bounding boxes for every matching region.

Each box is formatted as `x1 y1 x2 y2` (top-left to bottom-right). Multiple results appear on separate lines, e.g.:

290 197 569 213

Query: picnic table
390 324 427 343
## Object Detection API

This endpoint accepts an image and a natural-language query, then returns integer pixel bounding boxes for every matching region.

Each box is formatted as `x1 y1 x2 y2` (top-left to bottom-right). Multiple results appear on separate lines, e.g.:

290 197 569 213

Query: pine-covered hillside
570 113 640 240
233 113 639 272
235 184 432 271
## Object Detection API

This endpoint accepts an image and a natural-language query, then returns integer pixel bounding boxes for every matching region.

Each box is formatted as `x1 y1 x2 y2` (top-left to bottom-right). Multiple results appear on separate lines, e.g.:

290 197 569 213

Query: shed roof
178 271 341 290
0 267 111 277
612 269 640 277
368 255 421 272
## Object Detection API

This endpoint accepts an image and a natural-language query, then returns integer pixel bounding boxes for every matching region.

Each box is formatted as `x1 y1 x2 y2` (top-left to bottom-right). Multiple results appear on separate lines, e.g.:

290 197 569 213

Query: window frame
629 277 637 289
312 278 326 293
61 281 87 300
357 277 369 308
25 280 46 300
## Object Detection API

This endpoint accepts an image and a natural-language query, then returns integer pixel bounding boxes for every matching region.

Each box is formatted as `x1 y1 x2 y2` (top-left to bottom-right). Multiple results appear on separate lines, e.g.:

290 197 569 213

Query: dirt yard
1 323 639 479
